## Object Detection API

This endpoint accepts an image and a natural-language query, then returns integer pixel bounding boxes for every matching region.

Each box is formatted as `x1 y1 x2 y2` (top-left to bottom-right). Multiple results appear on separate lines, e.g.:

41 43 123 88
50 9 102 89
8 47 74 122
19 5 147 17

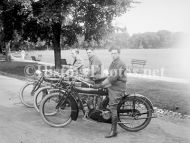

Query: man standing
93 46 127 138
70 49 84 74
86 47 102 80
21 49 26 60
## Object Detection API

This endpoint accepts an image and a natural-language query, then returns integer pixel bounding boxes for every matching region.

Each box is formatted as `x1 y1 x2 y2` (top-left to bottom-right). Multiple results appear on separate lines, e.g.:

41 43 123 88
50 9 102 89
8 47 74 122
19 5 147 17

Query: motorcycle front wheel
19 82 37 108
34 86 60 113
39 92 72 128
117 96 152 132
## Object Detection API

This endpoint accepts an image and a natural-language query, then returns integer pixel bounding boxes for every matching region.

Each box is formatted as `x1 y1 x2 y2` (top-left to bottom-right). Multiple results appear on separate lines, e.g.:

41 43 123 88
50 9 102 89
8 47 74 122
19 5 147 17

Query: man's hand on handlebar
92 84 103 89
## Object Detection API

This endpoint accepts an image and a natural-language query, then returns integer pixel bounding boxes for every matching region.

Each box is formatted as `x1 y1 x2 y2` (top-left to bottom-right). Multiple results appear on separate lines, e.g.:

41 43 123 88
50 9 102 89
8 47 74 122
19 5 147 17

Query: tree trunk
52 22 61 69
5 41 11 61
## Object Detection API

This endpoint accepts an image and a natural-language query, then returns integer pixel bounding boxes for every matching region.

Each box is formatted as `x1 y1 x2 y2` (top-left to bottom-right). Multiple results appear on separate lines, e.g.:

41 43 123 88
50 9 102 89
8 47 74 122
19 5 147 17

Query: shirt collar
112 57 120 63
89 55 95 60
75 55 81 60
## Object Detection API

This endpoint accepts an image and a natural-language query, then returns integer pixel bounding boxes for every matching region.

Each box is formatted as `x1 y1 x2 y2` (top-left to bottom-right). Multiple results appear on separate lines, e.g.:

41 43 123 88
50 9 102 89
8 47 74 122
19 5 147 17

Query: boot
105 116 118 138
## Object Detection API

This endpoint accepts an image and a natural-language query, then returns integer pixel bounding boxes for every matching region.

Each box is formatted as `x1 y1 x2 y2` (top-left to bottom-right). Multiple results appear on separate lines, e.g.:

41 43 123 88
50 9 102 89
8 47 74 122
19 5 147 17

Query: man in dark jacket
86 47 102 80
93 46 127 138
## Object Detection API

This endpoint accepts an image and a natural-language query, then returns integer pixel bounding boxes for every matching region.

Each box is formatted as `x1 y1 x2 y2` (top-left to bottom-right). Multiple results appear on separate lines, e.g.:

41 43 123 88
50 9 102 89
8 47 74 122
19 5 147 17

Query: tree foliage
127 30 183 49
26 0 134 44
0 0 134 43
1 0 134 67
0 0 29 42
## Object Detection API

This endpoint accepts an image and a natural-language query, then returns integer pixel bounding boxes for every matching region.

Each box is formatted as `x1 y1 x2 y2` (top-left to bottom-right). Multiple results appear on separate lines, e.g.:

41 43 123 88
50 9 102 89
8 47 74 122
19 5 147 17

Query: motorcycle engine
88 109 111 123
102 110 111 120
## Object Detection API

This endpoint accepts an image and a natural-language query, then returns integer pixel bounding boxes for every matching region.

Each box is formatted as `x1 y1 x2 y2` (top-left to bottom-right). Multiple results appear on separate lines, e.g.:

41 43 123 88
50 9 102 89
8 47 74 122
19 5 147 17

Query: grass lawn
28 49 190 80
127 77 190 115
0 60 190 115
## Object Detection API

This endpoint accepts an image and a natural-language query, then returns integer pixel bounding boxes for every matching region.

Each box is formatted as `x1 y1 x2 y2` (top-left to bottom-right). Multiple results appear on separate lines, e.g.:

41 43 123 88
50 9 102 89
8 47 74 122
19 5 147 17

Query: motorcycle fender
69 95 79 121
127 93 154 112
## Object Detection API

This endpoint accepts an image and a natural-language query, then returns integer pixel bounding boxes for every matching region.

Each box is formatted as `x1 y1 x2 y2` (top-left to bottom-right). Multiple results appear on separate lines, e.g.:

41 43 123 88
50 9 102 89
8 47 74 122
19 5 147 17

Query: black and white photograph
0 0 190 143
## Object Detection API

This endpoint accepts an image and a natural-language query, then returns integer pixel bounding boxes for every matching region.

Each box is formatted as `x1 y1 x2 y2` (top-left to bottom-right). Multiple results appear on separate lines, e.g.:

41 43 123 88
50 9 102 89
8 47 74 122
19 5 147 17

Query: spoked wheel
39 92 72 127
19 82 38 108
117 96 152 132
34 86 60 113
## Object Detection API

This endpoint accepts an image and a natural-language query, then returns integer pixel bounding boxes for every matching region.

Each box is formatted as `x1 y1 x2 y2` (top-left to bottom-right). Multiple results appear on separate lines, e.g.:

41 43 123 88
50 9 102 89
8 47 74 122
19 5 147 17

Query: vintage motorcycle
19 69 61 108
39 76 154 132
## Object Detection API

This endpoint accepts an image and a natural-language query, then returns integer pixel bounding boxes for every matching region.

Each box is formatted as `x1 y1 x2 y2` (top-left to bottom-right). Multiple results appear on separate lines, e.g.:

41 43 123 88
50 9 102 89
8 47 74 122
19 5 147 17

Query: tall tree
157 30 172 48
0 0 29 60
1 0 135 68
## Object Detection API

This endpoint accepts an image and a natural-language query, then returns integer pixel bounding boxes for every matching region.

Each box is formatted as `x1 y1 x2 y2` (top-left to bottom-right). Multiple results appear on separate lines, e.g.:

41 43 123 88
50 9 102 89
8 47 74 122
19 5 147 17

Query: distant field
27 49 190 80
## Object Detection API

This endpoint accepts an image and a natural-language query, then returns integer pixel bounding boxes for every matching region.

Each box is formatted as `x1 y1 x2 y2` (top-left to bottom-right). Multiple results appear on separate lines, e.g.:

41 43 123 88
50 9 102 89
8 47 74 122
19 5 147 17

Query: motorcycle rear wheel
117 96 152 132
40 92 72 128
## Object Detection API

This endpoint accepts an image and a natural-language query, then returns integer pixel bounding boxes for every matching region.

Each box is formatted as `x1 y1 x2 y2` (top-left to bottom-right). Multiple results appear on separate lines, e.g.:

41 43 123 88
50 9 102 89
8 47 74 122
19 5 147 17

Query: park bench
61 58 72 66
0 54 6 61
31 55 42 61
61 59 67 65
130 59 146 73
61 59 72 72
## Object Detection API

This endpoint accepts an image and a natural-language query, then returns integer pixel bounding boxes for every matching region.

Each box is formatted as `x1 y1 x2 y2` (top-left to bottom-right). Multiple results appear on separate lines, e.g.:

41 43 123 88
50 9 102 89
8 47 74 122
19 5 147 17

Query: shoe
105 116 118 138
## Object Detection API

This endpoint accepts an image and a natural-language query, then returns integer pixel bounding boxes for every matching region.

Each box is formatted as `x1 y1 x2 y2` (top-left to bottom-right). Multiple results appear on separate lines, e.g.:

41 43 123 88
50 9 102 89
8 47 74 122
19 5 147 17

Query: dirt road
0 75 190 143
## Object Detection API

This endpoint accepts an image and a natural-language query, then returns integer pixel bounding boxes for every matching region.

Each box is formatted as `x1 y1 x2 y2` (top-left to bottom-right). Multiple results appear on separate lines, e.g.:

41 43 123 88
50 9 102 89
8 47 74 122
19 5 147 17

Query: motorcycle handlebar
73 76 94 88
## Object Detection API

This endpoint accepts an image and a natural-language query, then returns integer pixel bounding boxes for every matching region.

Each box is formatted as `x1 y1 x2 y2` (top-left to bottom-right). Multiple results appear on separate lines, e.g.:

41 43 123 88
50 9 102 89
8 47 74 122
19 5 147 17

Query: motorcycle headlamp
35 70 42 76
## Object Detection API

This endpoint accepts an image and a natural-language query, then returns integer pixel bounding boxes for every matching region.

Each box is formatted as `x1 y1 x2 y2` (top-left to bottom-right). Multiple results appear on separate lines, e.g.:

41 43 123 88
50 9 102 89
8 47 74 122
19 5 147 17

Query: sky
114 0 190 78
115 0 190 35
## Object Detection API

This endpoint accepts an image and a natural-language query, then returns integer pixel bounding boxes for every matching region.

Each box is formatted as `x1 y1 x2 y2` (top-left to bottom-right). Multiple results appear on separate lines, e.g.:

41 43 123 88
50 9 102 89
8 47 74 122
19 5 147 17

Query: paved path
0 75 190 143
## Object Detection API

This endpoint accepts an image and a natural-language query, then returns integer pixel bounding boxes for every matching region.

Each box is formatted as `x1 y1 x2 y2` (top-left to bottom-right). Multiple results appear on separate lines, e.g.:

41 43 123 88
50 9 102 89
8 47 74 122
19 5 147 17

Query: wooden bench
131 59 146 73
0 54 6 62
31 55 42 61
61 59 67 65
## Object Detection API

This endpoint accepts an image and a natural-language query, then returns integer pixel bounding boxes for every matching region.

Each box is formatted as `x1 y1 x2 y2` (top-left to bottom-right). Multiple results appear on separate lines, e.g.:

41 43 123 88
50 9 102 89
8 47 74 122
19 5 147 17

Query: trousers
108 88 124 116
